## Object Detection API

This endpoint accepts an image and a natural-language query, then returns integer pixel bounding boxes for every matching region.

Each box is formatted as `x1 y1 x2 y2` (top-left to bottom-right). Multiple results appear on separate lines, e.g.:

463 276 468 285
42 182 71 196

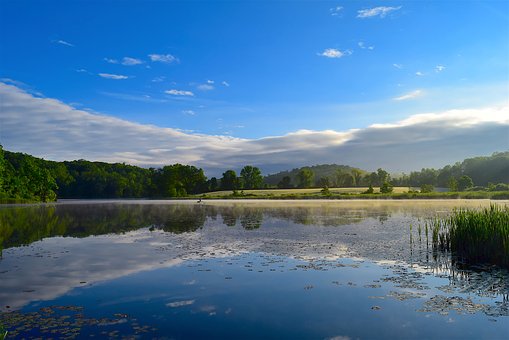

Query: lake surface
0 200 508 339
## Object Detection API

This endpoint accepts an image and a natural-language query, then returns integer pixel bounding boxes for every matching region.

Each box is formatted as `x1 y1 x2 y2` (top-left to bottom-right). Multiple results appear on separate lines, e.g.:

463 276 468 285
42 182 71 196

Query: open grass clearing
199 187 415 197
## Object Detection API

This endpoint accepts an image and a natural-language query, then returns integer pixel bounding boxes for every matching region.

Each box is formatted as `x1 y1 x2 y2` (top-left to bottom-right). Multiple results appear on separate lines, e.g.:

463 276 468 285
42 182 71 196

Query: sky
0 0 508 176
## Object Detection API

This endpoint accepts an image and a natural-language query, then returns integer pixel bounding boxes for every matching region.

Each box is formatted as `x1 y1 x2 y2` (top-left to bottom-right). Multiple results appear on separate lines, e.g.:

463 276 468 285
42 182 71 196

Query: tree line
0 145 507 202
0 146 266 201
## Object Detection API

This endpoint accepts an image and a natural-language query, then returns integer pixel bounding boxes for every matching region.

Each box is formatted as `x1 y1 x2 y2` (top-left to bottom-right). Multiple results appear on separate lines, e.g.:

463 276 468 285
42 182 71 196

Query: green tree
380 181 393 193
377 168 390 185
457 175 474 191
448 177 458 192
297 168 314 188
420 184 434 193
351 169 363 187
208 177 219 191
318 176 330 188
221 170 239 190
240 165 263 189
277 176 293 189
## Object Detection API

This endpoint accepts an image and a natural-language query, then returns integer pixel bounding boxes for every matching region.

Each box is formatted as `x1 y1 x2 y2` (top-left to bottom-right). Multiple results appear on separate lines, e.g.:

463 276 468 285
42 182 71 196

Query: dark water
0 200 508 339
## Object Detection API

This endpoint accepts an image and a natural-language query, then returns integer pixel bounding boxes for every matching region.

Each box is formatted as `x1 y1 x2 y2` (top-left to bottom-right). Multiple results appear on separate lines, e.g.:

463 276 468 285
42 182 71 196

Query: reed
430 205 509 268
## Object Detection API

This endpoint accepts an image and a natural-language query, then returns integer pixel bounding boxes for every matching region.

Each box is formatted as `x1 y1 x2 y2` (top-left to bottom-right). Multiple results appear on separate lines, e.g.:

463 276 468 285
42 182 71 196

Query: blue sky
0 1 508 174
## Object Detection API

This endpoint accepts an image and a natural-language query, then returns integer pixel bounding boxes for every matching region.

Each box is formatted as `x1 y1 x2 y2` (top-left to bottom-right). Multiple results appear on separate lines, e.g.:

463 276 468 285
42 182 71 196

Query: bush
380 182 393 193
420 184 434 193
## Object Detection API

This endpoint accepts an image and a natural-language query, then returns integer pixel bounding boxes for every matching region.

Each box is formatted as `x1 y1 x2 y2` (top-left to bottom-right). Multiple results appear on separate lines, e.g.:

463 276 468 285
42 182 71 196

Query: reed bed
427 205 509 268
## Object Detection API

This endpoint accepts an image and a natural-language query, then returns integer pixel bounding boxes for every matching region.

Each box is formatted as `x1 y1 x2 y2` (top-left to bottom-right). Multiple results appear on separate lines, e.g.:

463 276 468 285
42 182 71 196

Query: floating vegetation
426 205 509 268
0 305 156 338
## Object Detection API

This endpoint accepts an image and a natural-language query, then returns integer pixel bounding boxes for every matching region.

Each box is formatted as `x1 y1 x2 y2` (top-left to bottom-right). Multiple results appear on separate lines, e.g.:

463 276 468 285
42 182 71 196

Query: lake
0 200 508 339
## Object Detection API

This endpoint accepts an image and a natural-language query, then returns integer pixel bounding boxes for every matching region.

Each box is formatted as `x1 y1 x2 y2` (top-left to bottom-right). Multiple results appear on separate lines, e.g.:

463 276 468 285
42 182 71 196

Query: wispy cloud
435 65 446 72
149 54 178 63
330 6 343 16
197 84 214 91
415 71 425 76
221 81 230 87
55 39 74 47
207 80 214 84
1 81 507 176
98 73 129 80
393 90 423 101
165 89 194 96
358 41 374 50
121 57 143 66
166 300 195 308
104 58 118 64
152 76 166 82
357 6 401 18
393 63 403 69
182 110 196 116
318 48 352 58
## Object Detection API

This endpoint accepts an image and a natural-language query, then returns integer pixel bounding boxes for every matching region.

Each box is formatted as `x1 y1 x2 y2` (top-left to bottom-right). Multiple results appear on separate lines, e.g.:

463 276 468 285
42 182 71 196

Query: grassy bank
428 205 509 268
198 188 509 200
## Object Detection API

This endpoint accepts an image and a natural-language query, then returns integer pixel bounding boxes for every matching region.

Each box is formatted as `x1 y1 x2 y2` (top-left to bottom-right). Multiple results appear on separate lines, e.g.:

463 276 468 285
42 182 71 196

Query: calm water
0 200 508 339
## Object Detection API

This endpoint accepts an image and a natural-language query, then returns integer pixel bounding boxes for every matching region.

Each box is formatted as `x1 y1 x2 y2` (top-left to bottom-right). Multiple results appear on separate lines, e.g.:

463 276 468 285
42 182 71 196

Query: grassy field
199 187 413 197
196 187 509 200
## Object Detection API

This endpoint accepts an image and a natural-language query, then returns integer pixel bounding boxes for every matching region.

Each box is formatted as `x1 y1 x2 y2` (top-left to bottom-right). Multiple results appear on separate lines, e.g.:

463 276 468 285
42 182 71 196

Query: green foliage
429 205 509 268
208 177 219 191
488 183 509 191
320 185 331 196
447 177 458 191
0 149 208 200
240 165 263 189
363 184 374 194
220 170 239 190
380 181 393 193
264 164 365 187
277 176 293 189
2 150 57 201
297 168 314 188
420 184 434 193
154 164 207 197
457 175 474 191
393 152 509 188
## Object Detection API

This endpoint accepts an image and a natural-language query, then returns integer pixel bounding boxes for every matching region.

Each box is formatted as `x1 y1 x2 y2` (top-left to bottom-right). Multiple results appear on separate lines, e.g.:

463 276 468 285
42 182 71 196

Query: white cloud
358 42 374 50
435 65 446 72
1 81 507 176
104 58 119 64
166 300 195 308
55 39 74 47
318 48 352 58
152 76 166 82
357 6 402 18
207 80 214 84
165 89 194 96
149 54 178 63
221 81 230 87
393 90 423 101
330 6 343 16
182 110 196 115
121 57 143 66
197 84 214 91
98 73 129 80
393 63 403 69
415 71 425 76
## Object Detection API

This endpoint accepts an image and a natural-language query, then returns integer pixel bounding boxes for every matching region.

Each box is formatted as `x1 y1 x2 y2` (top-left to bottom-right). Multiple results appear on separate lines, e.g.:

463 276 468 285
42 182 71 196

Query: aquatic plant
0 322 7 340
429 205 509 268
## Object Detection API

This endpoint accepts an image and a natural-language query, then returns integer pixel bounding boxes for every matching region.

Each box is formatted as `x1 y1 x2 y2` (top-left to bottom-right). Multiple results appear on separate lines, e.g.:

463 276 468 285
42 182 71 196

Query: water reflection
0 200 507 319
0 202 384 251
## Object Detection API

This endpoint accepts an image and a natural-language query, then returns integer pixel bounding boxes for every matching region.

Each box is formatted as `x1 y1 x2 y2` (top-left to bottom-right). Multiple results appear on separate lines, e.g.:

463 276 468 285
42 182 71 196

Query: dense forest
0 145 508 202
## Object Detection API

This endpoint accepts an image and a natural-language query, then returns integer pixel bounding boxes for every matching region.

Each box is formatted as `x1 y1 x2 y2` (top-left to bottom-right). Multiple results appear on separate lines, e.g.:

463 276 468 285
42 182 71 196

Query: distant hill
264 164 366 187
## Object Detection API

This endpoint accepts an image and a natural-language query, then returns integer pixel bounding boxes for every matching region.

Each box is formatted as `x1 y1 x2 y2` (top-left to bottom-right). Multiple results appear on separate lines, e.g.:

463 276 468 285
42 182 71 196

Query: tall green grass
428 205 509 268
